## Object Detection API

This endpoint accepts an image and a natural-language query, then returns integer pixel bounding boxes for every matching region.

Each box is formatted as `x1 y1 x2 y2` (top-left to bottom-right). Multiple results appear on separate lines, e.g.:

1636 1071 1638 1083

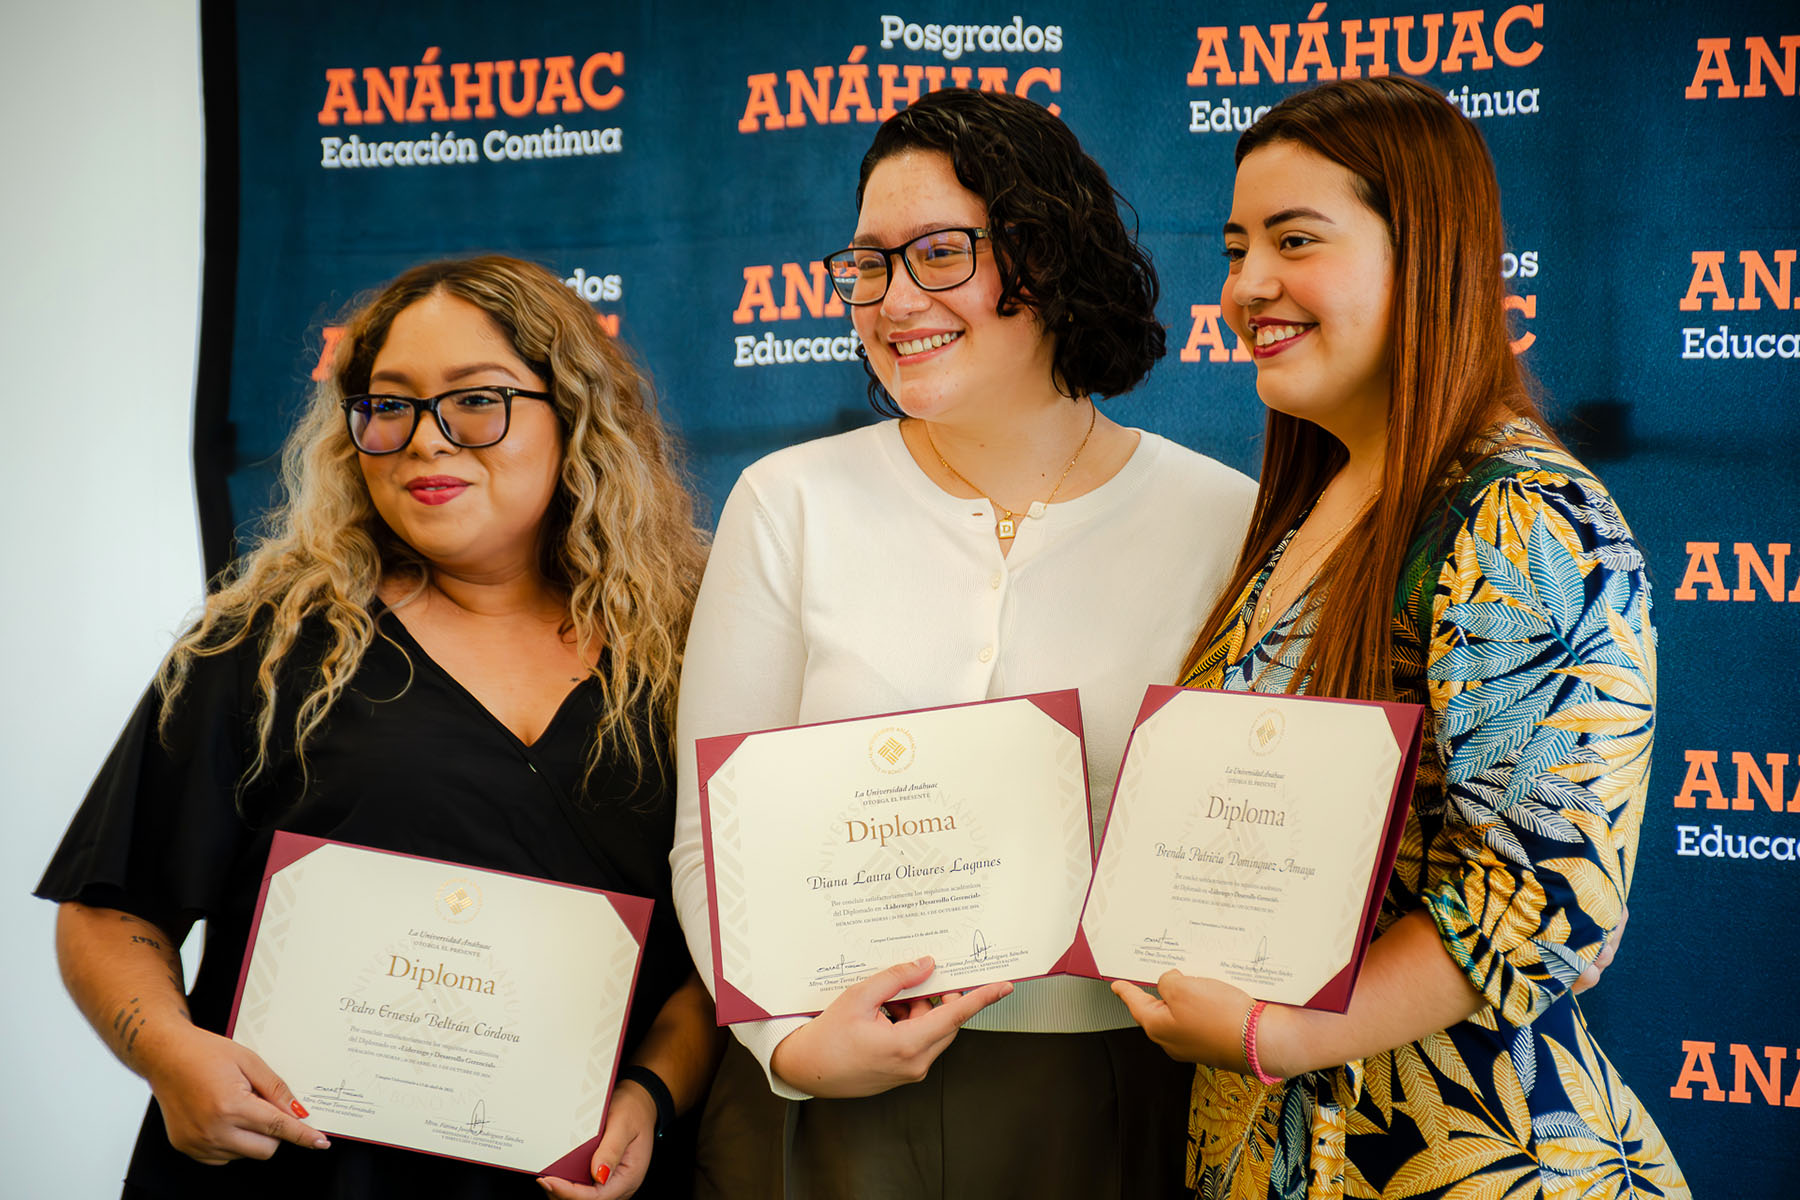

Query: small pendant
1026 500 1048 520
996 516 1017 539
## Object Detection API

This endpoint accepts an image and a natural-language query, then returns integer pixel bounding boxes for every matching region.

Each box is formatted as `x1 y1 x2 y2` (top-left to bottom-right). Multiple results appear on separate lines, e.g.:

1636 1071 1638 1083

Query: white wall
0 1 206 1192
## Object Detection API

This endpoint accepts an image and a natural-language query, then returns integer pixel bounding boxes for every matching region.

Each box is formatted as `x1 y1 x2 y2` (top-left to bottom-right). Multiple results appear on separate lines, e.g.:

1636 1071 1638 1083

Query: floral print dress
1180 423 1689 1200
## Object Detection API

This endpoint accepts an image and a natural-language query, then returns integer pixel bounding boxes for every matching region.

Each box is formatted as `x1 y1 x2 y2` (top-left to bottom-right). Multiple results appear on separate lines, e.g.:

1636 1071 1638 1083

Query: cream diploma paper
699 692 1092 1023
1080 689 1418 1010
229 836 648 1177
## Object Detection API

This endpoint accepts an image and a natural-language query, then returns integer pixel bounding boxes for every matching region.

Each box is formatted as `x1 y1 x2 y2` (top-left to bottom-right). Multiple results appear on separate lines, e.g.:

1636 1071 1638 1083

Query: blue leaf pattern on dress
1180 423 1687 1199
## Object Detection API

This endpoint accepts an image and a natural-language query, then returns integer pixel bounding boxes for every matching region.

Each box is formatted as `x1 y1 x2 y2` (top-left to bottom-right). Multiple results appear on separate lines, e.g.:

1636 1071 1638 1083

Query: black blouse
37 610 694 1198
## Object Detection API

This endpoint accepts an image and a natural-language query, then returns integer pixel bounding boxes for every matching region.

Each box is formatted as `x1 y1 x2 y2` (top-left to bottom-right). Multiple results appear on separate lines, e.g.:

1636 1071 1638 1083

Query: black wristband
617 1064 674 1138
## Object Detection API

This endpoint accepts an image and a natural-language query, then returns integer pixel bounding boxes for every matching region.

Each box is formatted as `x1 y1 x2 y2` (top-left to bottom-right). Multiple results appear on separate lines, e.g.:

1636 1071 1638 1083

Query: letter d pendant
996 513 1017 539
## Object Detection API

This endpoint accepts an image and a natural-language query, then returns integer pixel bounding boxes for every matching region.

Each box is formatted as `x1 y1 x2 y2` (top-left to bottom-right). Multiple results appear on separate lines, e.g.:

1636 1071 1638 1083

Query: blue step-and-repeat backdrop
199 3 1797 1194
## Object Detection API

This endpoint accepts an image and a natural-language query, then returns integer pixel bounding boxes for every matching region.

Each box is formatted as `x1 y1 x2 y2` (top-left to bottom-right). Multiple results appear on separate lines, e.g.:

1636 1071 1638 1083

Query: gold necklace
1250 504 1364 638
924 404 1098 540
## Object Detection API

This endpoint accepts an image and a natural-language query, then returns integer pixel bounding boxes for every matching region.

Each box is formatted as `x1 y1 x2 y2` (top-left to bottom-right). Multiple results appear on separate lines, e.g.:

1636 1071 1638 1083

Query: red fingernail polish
596 1163 611 1184
291 1100 309 1119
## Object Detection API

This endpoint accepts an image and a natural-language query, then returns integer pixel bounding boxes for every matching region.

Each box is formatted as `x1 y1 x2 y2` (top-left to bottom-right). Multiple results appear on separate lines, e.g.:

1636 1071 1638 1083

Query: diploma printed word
387 954 497 994
845 812 957 846
1200 793 1289 830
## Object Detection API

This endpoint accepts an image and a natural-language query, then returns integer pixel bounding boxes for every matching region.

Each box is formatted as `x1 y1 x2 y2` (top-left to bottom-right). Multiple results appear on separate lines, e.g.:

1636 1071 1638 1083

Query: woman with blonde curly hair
38 255 719 1200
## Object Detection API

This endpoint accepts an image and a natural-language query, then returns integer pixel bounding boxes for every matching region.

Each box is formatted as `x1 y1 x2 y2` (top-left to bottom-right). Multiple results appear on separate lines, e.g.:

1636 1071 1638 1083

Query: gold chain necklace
924 404 1098 540
1250 503 1364 638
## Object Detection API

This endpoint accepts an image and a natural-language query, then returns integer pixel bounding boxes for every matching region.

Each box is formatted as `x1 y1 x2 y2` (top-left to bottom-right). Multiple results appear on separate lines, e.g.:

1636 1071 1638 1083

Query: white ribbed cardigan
670 420 1255 1098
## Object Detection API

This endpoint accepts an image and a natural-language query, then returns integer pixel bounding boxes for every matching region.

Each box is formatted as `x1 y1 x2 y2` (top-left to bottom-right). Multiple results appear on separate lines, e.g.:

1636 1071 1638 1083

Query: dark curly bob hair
853 89 1164 415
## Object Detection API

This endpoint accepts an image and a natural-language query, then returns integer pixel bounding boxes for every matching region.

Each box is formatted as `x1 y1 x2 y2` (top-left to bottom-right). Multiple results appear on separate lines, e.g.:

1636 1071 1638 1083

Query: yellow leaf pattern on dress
1394 1045 1449 1146
1540 700 1651 737
1420 1030 1481 1096
1492 1050 1532 1145
1538 857 1623 929
1555 662 1651 707
1442 1172 1535 1200
1181 423 1688 1199
1387 1137 1525 1197
1308 1103 1347 1200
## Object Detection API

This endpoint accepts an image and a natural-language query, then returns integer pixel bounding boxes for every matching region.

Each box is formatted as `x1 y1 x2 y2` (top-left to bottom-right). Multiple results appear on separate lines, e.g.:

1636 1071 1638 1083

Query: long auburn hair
1181 76 1555 698
160 255 707 779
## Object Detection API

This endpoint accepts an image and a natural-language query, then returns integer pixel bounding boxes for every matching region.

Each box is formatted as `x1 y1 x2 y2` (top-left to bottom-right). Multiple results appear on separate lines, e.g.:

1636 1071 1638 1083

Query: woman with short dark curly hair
669 89 1258 1198
853 88 1166 411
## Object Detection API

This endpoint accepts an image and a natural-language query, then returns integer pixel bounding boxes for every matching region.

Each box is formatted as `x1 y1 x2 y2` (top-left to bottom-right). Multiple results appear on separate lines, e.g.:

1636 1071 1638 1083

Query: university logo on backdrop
302 43 631 374
732 257 864 370
1677 24 1796 362
1668 533 1797 876
315 46 626 168
1178 4 1547 371
727 13 1068 375
1664 16 1797 907
736 13 1066 133
1678 242 1799 365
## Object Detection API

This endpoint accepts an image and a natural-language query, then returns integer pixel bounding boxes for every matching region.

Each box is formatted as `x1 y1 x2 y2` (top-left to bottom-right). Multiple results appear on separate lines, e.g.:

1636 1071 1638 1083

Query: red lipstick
404 476 470 506
1246 318 1315 360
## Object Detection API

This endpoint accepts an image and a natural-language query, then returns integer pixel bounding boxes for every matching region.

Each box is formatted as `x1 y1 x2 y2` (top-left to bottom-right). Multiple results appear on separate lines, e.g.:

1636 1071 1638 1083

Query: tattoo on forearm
130 934 165 951
114 996 147 1062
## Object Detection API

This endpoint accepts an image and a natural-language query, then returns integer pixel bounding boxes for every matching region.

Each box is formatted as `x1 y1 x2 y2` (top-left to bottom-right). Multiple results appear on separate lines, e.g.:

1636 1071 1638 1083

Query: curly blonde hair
160 255 707 780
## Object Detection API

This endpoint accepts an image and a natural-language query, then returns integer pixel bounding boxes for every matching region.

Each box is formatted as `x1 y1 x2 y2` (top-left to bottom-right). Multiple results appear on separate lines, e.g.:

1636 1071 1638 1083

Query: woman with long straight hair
1113 77 1691 1199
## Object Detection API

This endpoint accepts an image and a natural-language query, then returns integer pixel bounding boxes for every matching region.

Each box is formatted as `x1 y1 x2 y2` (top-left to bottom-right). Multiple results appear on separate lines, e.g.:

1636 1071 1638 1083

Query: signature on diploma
467 1099 490 1134
1145 928 1181 948
1251 936 1271 968
314 1079 365 1101
814 953 868 977
971 929 989 961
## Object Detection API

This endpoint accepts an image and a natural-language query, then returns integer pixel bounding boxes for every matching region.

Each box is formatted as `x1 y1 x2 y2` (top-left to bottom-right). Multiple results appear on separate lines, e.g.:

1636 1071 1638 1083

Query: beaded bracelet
1240 999 1283 1086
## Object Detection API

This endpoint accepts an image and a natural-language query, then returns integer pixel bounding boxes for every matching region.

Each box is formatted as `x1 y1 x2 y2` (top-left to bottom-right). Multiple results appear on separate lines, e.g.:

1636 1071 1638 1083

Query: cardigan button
978 646 993 663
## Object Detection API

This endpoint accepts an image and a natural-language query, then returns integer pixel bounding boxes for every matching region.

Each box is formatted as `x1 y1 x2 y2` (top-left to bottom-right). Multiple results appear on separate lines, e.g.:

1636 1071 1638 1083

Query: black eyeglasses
821 226 990 306
341 386 552 455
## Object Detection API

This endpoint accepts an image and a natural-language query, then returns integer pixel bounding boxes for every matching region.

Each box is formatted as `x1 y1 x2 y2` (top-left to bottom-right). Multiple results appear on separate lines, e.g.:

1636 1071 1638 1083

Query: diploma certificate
698 691 1093 1023
228 834 651 1180
1076 687 1422 1010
